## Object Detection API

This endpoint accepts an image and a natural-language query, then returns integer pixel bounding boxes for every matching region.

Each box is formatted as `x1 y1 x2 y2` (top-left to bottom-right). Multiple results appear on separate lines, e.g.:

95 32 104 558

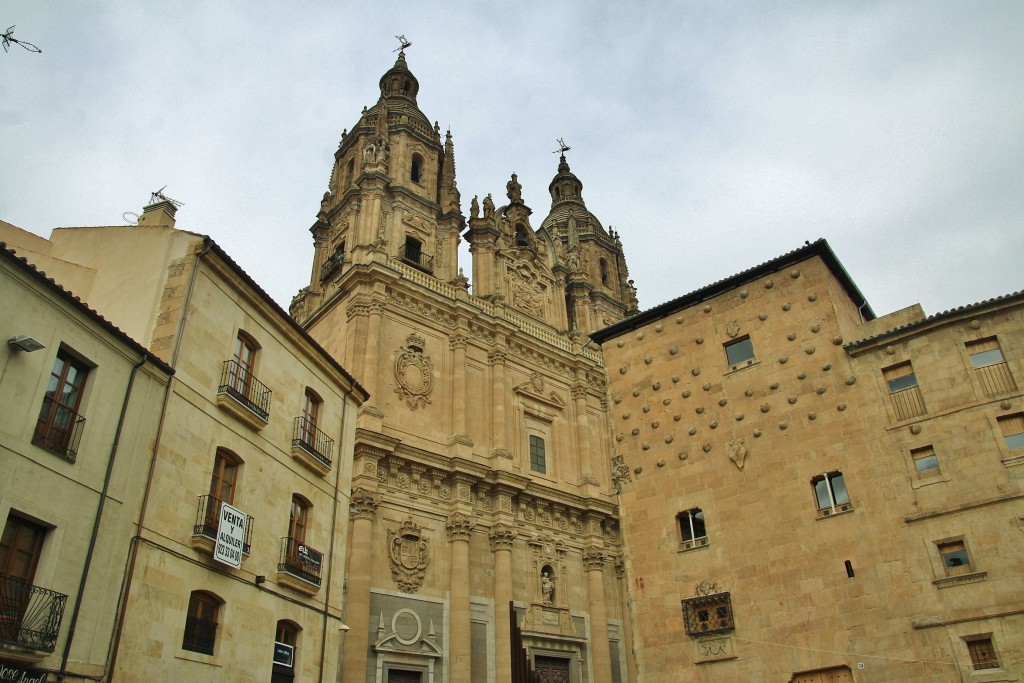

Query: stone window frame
677 508 708 552
963 634 1000 672
723 336 755 372
930 535 987 589
523 412 555 481
810 471 852 519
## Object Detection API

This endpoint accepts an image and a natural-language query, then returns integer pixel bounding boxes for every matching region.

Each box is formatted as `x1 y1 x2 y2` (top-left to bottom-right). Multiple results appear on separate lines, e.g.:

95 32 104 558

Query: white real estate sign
214 502 246 568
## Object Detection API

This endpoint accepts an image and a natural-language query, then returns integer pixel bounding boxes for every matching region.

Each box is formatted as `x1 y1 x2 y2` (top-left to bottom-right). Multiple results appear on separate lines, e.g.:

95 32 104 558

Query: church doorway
386 669 422 683
534 655 571 683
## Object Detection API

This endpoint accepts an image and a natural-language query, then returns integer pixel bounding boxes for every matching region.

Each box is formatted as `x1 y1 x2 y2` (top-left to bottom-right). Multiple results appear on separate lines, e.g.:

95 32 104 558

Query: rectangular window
678 509 707 550
33 348 90 461
911 445 939 476
1 514 47 584
998 414 1024 451
812 472 851 517
967 338 1016 396
882 361 926 420
724 337 755 369
966 637 999 671
529 435 546 474
938 540 972 576
681 592 734 637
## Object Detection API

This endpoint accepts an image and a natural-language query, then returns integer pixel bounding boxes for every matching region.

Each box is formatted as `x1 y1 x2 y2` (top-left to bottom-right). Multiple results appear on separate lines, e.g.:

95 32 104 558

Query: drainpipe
318 396 349 683
56 353 148 682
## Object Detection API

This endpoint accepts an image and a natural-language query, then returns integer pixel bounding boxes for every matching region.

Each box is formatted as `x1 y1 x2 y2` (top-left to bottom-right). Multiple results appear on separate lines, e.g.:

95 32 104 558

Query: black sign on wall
273 642 294 668
0 660 49 683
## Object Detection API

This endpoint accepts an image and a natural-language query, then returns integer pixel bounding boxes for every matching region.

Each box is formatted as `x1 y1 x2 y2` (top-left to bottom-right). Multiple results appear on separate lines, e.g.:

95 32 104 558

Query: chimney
137 198 177 228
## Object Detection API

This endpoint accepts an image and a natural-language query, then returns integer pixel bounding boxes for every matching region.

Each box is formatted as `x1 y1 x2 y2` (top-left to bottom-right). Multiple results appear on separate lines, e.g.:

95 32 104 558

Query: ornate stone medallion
387 518 429 593
393 333 433 409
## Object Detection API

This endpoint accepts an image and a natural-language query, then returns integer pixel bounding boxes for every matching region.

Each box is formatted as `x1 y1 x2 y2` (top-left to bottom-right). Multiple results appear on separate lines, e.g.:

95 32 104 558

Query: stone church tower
291 50 636 683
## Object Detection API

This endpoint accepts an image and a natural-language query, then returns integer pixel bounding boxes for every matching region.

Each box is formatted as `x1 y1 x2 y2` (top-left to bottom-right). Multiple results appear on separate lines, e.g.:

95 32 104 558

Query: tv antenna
149 186 184 207
2 25 42 53
394 35 412 53
553 138 571 155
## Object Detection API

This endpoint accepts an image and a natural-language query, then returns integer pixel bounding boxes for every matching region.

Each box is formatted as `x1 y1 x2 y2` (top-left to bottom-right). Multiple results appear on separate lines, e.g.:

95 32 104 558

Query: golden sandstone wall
598 245 1023 683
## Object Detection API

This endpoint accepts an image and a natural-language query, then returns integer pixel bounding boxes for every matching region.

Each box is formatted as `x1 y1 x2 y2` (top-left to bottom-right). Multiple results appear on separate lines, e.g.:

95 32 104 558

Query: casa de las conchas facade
1 48 1021 683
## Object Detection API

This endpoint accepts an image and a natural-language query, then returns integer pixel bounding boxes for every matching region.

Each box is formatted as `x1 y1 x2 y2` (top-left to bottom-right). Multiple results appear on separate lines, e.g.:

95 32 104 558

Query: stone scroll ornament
393 333 433 409
387 519 430 593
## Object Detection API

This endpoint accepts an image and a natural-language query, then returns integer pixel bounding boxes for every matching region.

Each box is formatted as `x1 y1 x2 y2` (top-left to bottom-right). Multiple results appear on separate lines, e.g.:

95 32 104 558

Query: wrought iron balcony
400 249 434 274
192 495 253 555
291 416 334 472
181 616 217 655
320 255 343 281
277 537 322 588
0 575 68 652
217 360 271 426
32 397 85 462
681 591 734 637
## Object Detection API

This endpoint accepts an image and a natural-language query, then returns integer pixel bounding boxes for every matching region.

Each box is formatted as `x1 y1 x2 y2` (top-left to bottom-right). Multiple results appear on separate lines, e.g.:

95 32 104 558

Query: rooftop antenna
149 186 184 208
553 138 571 155
2 25 42 53
394 35 412 53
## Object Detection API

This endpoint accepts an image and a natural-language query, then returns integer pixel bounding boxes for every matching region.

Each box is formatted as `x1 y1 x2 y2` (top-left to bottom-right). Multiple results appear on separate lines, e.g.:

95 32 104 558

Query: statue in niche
541 566 555 605
470 195 480 219
482 193 495 219
506 173 523 203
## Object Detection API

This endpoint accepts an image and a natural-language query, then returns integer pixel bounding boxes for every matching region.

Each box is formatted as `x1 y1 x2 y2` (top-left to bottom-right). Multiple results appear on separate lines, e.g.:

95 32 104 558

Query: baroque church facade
289 50 638 683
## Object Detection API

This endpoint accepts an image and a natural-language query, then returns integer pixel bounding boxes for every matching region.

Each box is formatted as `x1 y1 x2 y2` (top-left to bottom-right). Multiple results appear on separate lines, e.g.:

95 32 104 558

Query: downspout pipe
56 353 148 682
317 398 349 683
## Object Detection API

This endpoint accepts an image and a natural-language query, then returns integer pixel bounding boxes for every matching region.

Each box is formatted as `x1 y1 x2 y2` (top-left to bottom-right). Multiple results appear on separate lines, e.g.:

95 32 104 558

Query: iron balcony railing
278 537 322 587
32 396 85 462
401 249 434 274
320 255 343 281
0 575 68 652
193 495 253 555
181 615 217 655
292 416 334 469
218 360 271 421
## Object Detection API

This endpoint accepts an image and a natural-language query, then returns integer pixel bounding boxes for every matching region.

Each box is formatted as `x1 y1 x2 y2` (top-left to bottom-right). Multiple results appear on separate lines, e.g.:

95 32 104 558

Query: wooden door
534 655 571 683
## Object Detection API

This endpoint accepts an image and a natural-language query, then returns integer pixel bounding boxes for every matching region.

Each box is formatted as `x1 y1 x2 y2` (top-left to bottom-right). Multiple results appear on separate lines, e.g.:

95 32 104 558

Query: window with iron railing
0 576 67 652
192 495 253 555
278 537 322 587
292 416 333 469
218 359 271 421
182 591 220 655
33 349 89 462
681 592 734 637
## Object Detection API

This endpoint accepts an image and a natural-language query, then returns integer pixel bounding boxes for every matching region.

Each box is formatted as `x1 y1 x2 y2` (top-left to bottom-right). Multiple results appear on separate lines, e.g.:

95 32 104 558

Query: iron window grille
182 615 217 655
0 576 67 652
681 592 734 637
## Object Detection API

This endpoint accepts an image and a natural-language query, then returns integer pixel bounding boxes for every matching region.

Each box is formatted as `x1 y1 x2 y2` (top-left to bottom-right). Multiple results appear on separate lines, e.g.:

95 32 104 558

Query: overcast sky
3 2 1022 321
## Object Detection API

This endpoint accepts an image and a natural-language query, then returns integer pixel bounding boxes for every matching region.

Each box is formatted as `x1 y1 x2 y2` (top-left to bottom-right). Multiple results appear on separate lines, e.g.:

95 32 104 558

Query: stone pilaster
342 488 381 683
489 523 517 683
447 512 475 682
583 546 613 683
571 383 593 484
488 346 508 457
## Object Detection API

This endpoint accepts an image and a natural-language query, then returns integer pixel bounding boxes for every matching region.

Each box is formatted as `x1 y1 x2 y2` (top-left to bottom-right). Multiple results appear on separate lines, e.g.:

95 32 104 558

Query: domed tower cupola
379 49 420 103
548 154 585 208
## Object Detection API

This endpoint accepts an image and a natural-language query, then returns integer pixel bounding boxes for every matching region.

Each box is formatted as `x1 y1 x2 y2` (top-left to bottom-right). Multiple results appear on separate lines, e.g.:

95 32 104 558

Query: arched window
289 495 310 544
599 258 609 286
229 331 259 397
205 449 241 530
273 620 301 681
411 153 423 184
515 224 529 248
182 590 221 655
345 158 355 187
299 388 322 445
404 236 423 265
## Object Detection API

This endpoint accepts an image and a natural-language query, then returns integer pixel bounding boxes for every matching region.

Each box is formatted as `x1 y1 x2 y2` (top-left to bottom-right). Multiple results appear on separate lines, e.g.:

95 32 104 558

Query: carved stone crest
510 263 544 316
726 320 740 338
727 439 747 470
695 580 720 596
387 519 430 593
393 334 433 409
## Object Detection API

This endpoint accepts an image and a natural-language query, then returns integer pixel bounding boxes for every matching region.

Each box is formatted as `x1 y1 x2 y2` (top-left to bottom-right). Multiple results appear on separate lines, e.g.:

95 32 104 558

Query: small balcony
0 575 68 655
291 416 334 476
276 537 322 595
191 495 253 557
320 255 343 281
889 386 926 422
681 591 735 637
975 361 1017 397
217 360 271 430
400 248 434 274
32 397 85 463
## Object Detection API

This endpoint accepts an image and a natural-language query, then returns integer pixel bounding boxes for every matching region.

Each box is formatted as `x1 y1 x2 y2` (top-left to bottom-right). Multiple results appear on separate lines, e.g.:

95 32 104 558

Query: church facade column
583 546 613 683
449 333 469 441
488 346 508 456
489 523 517 683
363 299 385 400
341 487 381 683
571 383 593 484
446 512 475 681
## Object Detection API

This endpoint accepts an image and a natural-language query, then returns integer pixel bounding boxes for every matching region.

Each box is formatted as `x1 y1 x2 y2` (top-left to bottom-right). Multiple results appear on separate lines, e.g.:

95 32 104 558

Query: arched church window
600 258 609 286
554 186 561 199
345 159 355 187
411 154 423 184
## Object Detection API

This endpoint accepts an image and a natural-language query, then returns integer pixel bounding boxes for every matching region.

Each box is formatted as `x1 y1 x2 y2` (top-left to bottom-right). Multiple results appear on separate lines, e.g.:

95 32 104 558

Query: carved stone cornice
446 512 475 542
582 546 606 571
488 523 517 552
351 487 382 520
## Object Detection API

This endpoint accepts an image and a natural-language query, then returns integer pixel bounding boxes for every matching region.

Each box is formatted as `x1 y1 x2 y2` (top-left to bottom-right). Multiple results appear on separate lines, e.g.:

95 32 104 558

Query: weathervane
553 138 571 155
394 35 412 53
2 25 42 53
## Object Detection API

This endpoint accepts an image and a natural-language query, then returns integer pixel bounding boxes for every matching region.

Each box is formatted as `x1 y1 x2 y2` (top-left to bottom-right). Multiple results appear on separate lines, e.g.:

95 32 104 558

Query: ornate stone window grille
681 592 734 637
